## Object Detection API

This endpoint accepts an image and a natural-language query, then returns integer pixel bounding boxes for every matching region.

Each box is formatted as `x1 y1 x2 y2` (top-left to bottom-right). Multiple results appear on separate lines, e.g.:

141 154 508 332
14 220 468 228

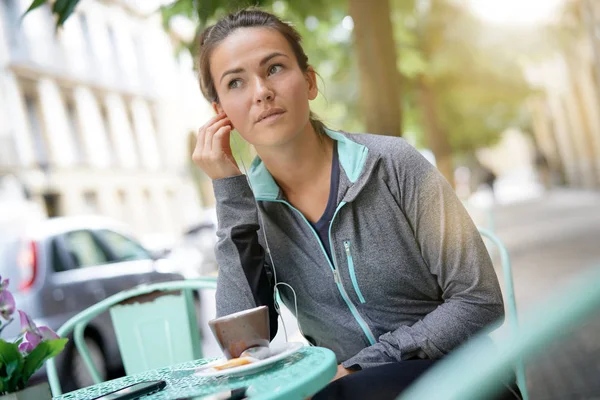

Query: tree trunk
348 0 402 136
417 75 455 187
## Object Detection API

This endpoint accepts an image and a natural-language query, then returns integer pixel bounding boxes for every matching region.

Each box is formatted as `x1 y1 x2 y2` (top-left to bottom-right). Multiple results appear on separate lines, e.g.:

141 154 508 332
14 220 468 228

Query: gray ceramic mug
208 305 270 359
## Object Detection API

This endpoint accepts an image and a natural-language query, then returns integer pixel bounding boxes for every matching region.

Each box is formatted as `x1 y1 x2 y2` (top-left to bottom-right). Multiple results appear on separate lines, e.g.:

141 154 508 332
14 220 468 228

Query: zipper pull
344 241 350 254
333 268 340 283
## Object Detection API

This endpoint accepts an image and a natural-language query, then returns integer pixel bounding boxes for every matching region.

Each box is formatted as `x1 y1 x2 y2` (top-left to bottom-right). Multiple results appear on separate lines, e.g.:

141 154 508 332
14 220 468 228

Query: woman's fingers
204 115 232 154
195 114 225 151
212 124 232 153
192 113 240 179
192 126 206 165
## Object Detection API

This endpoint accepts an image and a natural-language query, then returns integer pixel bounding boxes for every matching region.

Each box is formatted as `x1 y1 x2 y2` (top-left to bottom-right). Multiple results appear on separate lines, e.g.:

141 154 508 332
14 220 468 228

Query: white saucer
193 342 304 378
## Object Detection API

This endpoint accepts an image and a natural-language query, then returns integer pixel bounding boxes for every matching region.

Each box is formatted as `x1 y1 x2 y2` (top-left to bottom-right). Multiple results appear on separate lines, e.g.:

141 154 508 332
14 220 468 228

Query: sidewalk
478 188 600 400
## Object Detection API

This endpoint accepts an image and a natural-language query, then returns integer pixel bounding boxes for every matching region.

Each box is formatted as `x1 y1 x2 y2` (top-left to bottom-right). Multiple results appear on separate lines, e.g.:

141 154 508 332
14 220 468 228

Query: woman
192 8 519 399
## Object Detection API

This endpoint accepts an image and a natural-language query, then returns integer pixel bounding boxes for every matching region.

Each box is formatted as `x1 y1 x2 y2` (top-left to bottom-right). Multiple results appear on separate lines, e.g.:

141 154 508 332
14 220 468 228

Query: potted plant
0 276 67 399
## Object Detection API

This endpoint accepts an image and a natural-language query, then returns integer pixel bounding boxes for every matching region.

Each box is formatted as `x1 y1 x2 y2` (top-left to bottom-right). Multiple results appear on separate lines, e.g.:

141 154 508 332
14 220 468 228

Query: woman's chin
251 128 301 149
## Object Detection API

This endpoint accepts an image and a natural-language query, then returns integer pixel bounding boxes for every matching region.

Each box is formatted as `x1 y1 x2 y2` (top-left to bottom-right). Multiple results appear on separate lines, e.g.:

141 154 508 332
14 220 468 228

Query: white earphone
232 134 310 345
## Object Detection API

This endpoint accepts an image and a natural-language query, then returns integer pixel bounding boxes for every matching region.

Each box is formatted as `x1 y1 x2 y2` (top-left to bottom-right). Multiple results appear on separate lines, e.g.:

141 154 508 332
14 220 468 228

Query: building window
23 94 50 168
0 129 19 167
133 36 150 87
83 191 99 214
107 25 121 79
142 189 157 231
125 102 142 166
1 0 28 58
78 13 96 69
42 192 61 217
115 189 126 221
65 99 86 165
149 102 162 167
99 101 116 167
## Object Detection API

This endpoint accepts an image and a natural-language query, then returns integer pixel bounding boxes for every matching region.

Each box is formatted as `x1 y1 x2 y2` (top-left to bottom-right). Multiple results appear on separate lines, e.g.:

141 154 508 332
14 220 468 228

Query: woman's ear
212 101 223 115
305 66 318 101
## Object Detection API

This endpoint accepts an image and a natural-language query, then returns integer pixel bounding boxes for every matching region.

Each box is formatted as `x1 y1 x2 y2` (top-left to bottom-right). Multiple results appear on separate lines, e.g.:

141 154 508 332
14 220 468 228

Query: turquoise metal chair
399 263 600 400
478 228 527 400
46 278 217 397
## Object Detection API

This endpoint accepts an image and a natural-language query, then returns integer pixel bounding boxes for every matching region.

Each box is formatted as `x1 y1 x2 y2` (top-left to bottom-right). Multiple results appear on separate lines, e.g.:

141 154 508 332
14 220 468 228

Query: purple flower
18 310 38 334
38 326 59 340
16 310 60 353
18 331 41 353
0 276 9 290
0 290 15 320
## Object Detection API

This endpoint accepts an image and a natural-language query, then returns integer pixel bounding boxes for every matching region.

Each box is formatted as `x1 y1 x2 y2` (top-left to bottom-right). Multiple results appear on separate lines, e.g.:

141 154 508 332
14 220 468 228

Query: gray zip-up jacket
213 129 504 370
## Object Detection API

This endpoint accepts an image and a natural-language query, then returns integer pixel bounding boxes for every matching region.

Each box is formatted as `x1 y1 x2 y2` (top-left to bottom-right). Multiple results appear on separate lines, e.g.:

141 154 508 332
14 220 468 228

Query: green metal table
53 346 337 400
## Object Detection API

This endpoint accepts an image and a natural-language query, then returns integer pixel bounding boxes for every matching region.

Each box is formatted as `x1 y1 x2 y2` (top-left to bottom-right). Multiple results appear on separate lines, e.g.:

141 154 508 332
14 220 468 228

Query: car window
63 230 109 268
97 230 151 262
50 238 68 272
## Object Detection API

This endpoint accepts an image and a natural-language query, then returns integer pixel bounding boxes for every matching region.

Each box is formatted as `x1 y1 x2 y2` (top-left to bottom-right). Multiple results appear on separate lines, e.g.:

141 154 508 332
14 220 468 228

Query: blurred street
493 189 600 310
485 189 600 399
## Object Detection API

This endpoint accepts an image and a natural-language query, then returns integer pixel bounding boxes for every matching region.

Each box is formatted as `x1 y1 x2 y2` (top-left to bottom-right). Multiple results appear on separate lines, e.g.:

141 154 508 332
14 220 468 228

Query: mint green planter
2 382 51 400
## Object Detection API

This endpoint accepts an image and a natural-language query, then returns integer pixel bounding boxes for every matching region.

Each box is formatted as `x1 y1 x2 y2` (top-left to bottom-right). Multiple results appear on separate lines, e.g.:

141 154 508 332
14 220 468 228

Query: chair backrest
398 263 600 400
478 228 519 338
109 288 202 375
46 278 217 397
477 228 527 400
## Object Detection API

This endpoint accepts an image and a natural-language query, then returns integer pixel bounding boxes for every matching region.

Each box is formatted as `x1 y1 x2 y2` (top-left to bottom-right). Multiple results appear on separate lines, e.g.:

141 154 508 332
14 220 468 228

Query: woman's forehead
211 27 294 69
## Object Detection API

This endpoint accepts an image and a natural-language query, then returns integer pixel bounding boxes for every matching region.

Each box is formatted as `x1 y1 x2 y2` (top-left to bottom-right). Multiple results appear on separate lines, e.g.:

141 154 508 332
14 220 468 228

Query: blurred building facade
0 0 212 241
524 0 600 189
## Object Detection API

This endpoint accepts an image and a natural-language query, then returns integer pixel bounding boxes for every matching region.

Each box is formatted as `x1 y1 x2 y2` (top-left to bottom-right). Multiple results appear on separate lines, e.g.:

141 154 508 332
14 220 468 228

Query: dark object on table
89 380 166 400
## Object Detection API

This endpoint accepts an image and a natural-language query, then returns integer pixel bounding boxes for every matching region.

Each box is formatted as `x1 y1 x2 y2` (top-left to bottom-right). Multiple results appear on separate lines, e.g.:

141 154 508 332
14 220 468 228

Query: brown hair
197 8 325 135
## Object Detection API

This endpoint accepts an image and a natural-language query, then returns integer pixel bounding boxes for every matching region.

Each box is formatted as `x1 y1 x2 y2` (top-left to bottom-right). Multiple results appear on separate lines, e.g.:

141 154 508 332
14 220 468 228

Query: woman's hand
192 112 242 180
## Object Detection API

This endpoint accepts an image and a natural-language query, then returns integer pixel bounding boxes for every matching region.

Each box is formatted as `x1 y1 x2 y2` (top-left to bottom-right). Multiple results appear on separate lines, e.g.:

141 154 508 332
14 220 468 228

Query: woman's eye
228 79 242 89
268 64 283 75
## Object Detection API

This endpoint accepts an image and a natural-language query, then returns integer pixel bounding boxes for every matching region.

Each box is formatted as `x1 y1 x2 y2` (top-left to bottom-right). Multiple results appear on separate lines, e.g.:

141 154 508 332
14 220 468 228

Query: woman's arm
191 114 277 339
342 139 504 369
213 175 278 339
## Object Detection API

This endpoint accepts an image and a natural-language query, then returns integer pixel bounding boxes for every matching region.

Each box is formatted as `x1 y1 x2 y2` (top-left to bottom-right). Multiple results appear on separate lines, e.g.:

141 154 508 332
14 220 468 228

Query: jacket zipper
270 199 376 346
327 203 376 345
344 240 366 304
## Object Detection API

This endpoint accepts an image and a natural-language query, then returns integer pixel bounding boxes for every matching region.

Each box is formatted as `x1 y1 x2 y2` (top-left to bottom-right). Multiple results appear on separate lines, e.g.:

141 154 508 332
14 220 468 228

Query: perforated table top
53 346 337 400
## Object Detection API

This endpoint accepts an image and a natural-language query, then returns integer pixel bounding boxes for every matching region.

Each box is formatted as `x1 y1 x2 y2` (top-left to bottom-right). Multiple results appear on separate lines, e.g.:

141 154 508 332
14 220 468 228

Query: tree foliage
395 0 533 155
26 0 535 157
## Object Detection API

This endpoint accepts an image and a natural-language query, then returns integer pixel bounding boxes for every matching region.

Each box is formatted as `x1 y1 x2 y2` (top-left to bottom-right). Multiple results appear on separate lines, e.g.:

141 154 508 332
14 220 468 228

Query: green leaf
51 0 70 15
21 339 68 385
59 0 80 28
51 0 80 28
0 340 24 393
5 360 19 378
23 0 48 17
0 340 21 371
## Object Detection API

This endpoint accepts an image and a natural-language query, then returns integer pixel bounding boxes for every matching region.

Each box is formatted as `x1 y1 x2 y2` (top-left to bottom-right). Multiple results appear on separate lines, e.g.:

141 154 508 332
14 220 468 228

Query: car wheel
64 336 108 390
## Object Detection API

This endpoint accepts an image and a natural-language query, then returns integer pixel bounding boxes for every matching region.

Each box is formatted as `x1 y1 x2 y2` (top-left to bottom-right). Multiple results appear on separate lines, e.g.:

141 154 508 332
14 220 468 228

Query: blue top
310 142 339 263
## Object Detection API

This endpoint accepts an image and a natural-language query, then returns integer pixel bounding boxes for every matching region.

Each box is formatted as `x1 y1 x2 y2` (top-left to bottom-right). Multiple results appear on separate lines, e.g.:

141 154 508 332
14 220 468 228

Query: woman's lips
257 111 285 124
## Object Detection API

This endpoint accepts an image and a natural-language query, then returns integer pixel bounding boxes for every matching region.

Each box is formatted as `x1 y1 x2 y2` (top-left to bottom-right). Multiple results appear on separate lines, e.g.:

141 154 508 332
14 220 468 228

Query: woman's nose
254 78 274 103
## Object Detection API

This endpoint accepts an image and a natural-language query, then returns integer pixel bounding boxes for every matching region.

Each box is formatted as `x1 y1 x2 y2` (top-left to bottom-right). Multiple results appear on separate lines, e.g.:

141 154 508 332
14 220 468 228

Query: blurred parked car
0 216 184 391
166 208 218 279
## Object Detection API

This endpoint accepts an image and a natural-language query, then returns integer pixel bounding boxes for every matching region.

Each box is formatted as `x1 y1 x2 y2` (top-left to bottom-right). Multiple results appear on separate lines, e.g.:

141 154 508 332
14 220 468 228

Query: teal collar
247 128 369 201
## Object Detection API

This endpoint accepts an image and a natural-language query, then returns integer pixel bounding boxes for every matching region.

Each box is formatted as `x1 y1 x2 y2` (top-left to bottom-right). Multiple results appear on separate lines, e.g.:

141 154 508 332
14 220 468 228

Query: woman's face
210 27 318 148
